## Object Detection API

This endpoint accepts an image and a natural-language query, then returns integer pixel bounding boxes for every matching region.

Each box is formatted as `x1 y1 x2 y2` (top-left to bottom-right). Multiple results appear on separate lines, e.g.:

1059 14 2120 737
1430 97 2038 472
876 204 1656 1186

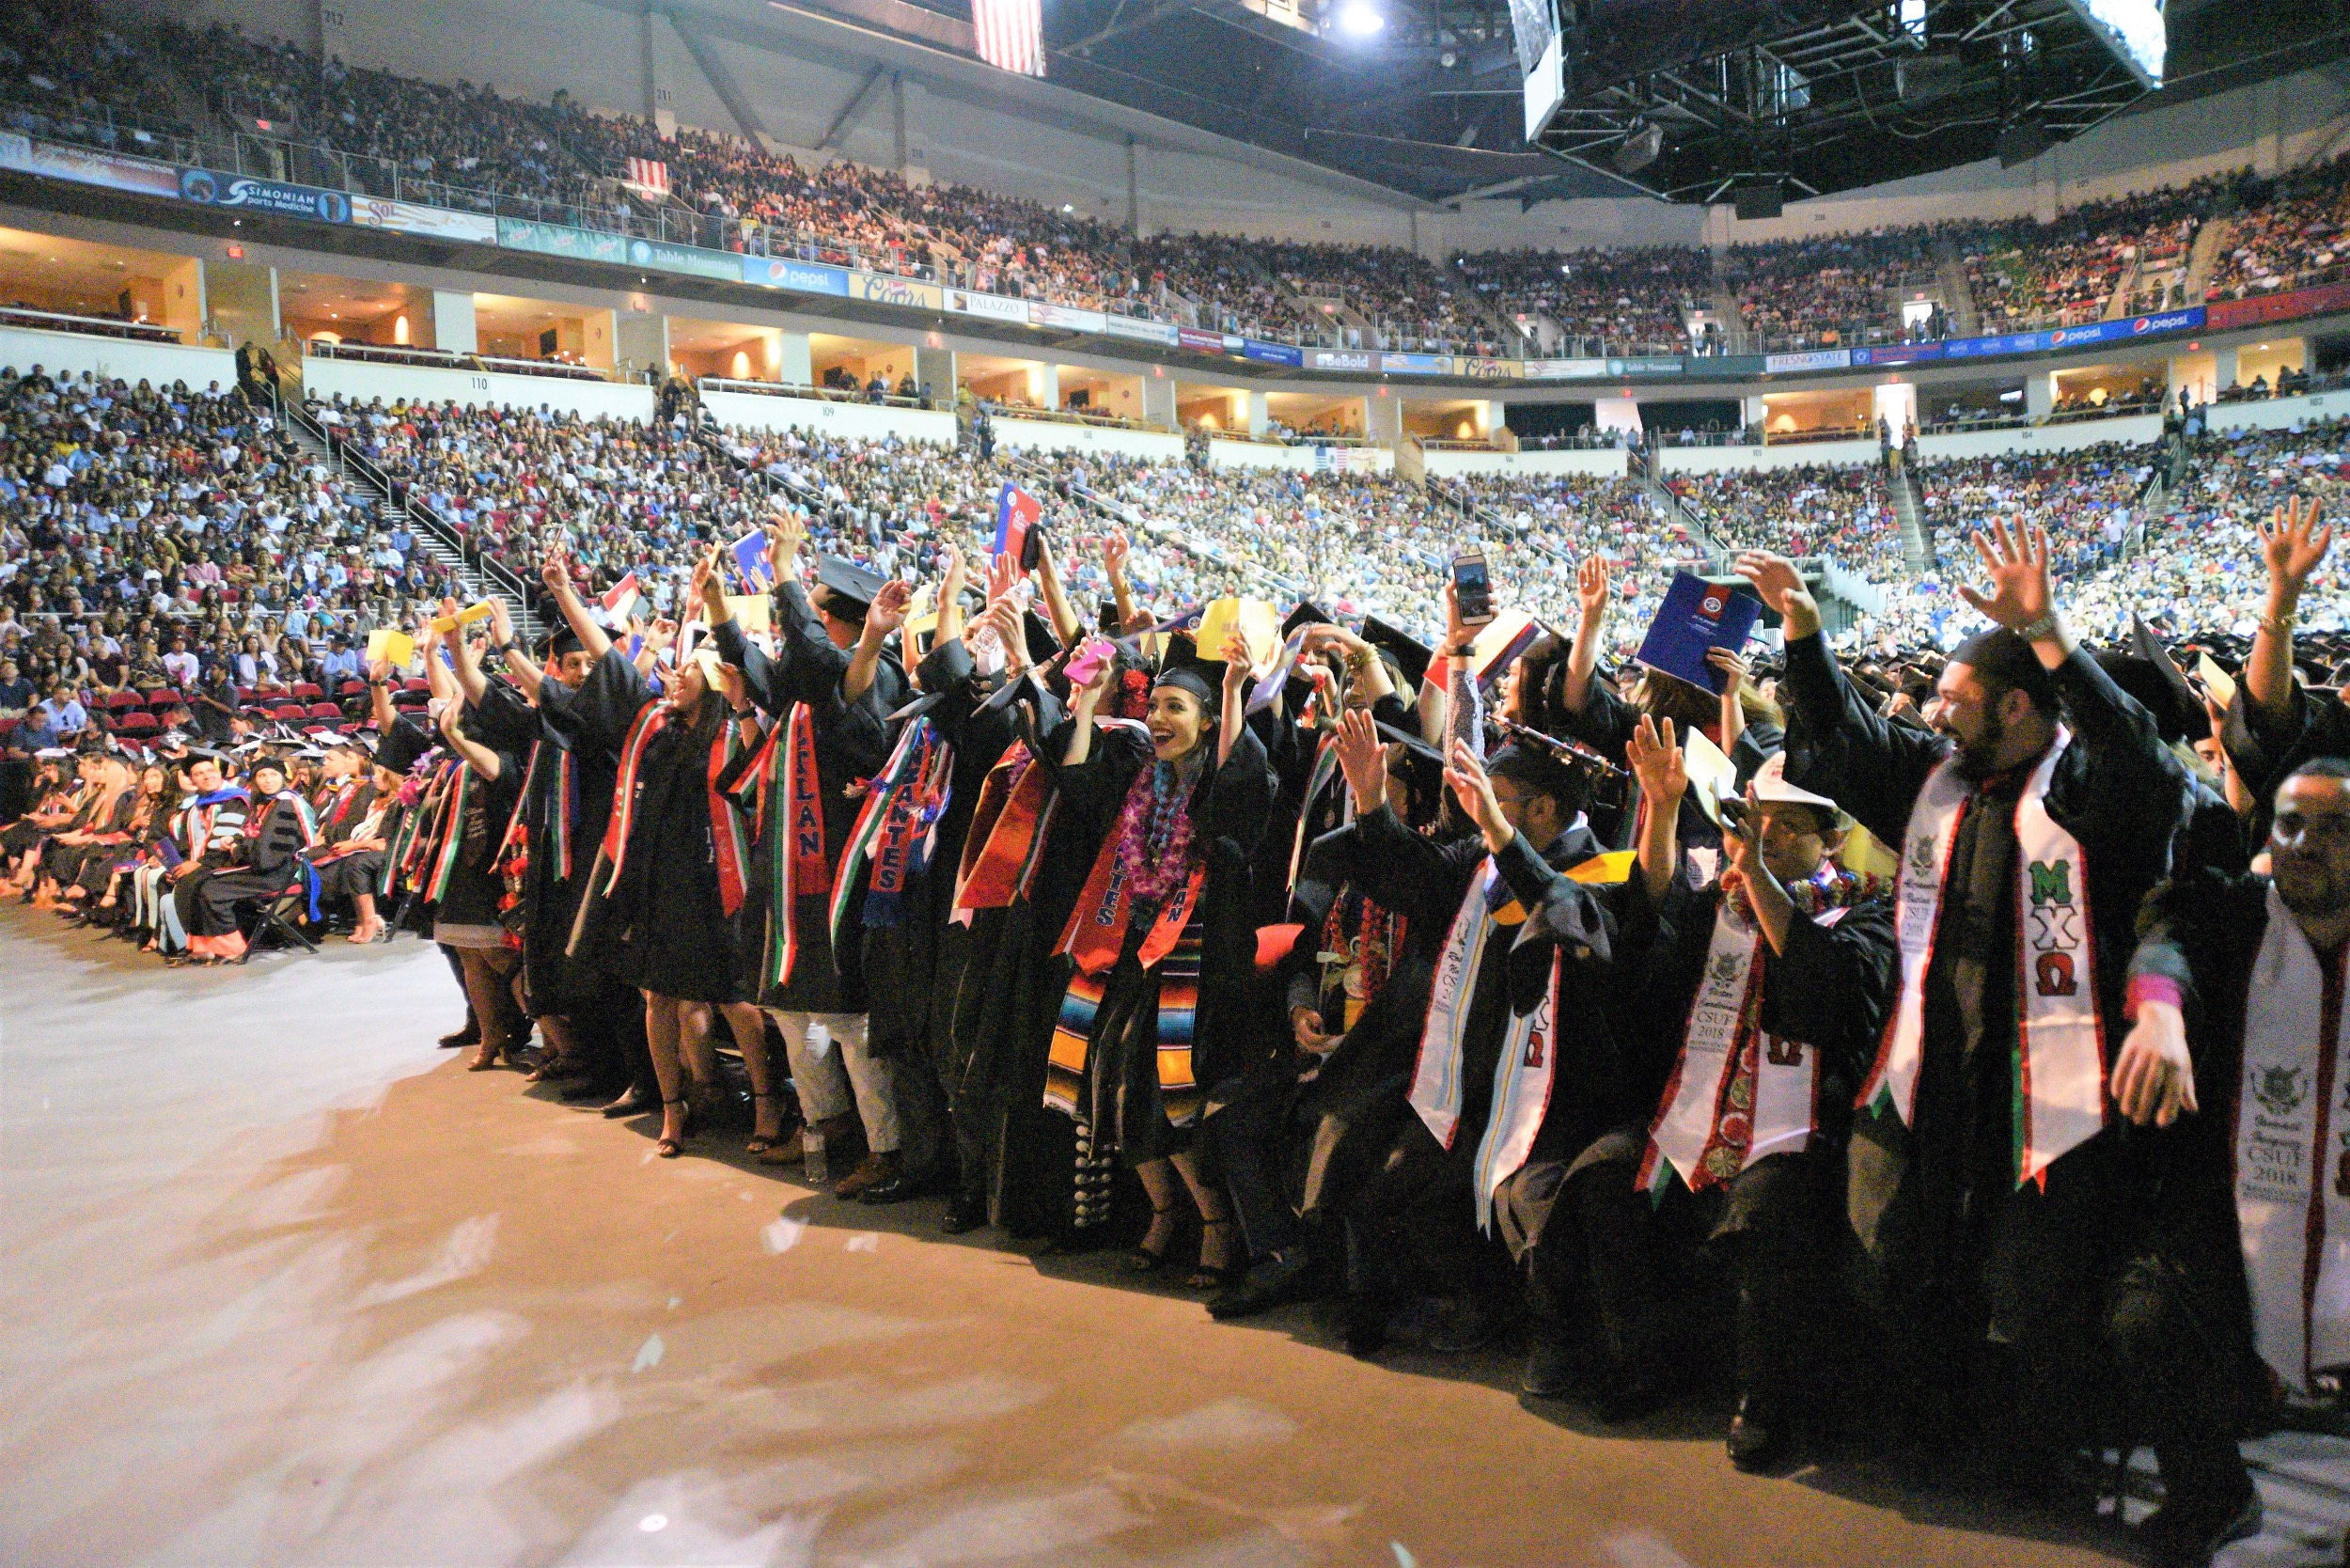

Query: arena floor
2 908 2342 1568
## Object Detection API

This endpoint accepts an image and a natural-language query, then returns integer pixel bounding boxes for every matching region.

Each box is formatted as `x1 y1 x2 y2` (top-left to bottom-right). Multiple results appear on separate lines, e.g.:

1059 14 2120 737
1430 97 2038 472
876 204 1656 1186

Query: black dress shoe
1207 1249 1315 1321
600 1088 653 1119
1726 1396 1794 1472
938 1192 987 1233
1521 1339 1584 1399
438 1022 479 1049
1593 1367 1672 1424
2136 1484 2262 1568
854 1163 934 1205
561 1075 620 1104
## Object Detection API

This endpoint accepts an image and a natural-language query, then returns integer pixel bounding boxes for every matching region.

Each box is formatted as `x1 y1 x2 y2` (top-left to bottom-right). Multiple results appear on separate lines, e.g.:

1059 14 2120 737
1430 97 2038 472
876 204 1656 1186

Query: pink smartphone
1064 637 1114 686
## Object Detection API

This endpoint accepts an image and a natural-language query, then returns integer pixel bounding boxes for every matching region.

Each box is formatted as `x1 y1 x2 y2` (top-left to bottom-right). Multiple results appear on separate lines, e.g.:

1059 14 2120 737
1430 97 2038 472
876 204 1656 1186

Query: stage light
1336 3 1385 36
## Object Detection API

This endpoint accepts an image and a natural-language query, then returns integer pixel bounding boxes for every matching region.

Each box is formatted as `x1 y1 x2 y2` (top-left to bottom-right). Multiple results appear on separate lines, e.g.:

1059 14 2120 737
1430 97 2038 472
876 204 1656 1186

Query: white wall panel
1420 447 1629 478
701 387 955 444
993 417 1183 461
302 355 657 420
0 326 236 390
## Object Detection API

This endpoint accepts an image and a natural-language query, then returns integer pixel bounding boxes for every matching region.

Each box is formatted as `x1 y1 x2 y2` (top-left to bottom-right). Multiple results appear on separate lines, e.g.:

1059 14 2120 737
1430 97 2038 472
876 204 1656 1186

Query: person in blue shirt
37 685 86 735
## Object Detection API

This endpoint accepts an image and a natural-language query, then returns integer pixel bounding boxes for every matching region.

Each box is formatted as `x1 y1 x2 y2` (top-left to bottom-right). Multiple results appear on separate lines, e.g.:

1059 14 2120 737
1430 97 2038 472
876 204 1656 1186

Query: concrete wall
300 353 657 420
0 324 237 389
2205 389 2350 434
1420 447 1630 478
1207 440 1395 473
992 418 1184 462
699 387 956 444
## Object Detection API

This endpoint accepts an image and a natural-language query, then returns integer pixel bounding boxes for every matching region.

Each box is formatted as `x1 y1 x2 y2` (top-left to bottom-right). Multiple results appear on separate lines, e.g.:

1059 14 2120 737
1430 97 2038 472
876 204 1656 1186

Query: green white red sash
1861 726 2106 1188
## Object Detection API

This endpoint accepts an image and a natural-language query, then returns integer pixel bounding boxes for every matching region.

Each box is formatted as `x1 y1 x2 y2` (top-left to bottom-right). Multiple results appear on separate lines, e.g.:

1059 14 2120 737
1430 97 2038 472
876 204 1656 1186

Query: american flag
621 157 670 199
973 0 1044 77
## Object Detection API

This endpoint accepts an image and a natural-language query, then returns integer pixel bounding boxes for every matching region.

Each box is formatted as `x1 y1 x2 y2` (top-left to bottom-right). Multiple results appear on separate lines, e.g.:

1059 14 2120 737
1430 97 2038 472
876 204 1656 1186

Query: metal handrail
0 305 185 344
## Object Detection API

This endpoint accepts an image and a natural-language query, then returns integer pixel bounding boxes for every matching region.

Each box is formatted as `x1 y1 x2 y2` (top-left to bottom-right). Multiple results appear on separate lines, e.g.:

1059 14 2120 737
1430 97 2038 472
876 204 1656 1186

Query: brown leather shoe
832 1150 901 1200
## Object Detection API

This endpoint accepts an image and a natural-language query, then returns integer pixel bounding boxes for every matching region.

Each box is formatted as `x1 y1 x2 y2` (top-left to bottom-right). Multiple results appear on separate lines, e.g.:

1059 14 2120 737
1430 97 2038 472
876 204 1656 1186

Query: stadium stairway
2186 216 2233 305
1934 236 1982 337
1888 458 1935 573
1709 279 1756 354
279 398 543 641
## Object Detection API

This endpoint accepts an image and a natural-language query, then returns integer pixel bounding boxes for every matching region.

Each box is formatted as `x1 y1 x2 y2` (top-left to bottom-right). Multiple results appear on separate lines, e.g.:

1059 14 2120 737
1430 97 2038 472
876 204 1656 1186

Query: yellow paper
1680 726 1738 827
1196 597 1279 668
430 601 497 635
1566 849 1637 886
2197 652 2237 712
367 628 415 668
726 594 773 635
901 583 939 651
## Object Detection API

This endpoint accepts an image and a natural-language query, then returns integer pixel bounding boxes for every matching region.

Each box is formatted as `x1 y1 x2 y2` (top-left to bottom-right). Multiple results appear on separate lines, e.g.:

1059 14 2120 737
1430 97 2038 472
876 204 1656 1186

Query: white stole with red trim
1862 727 2106 1186
2234 885 2350 1394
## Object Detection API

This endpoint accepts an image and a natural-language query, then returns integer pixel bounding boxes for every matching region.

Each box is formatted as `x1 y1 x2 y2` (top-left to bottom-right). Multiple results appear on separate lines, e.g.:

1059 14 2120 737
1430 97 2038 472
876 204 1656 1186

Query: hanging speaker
1732 183 1782 220
1613 122 1663 173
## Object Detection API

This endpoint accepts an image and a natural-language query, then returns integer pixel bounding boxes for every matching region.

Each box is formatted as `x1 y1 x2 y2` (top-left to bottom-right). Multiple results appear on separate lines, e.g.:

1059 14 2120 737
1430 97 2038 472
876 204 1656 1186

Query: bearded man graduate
2106 757 2350 1566
1738 528 2191 1492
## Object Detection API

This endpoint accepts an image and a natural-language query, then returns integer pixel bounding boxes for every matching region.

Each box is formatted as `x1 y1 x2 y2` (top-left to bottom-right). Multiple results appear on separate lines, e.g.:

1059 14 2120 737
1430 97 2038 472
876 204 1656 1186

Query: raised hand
1732 552 1808 617
540 549 572 598
1444 738 1509 847
1706 647 1750 692
1956 516 2056 635
489 597 514 649
1331 707 1387 814
1625 713 1686 806
643 618 679 657
764 509 805 582
1103 525 1130 581
1576 556 1611 619
986 550 1022 606
715 662 747 711
1220 633 1255 697
868 578 915 637
2260 494 2332 599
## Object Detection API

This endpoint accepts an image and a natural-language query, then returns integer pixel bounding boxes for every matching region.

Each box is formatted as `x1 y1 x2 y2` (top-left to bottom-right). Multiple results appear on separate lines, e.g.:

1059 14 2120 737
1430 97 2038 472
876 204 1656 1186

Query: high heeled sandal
1125 1202 1181 1274
656 1096 689 1158
1187 1215 1242 1292
466 1042 508 1072
744 1092 788 1155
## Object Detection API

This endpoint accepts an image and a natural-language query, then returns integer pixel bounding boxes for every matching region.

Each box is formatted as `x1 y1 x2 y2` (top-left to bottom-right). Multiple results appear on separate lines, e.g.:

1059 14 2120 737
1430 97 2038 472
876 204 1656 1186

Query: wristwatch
2014 611 2061 643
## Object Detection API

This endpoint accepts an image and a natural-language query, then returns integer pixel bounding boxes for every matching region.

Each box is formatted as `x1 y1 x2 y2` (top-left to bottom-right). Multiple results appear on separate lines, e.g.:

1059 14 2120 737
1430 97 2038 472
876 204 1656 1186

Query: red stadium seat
337 680 368 698
307 702 341 720
114 712 159 735
236 687 258 704
105 691 142 709
290 682 323 700
146 688 182 708
402 678 428 693
272 703 307 720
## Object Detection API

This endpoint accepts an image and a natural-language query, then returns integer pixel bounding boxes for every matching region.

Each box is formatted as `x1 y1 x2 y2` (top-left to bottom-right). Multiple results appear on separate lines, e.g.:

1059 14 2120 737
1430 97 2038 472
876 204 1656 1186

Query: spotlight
1336 2 1384 36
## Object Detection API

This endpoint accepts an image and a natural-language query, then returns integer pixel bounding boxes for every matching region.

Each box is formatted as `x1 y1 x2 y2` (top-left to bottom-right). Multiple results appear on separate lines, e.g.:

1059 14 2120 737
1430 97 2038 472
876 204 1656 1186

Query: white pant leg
820 1012 901 1155
769 1009 855 1125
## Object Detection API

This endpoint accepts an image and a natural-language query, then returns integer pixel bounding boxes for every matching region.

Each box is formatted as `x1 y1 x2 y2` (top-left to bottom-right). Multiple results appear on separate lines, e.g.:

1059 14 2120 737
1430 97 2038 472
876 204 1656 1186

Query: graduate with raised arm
702 512 905 1189
1317 575 1624 1365
1738 527 2191 1493
1554 719 1895 1465
549 545 760 1160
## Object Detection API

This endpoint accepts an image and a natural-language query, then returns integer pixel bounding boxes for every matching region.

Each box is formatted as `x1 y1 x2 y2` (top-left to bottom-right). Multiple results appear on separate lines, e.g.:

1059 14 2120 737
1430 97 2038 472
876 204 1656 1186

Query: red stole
1055 827 1205 978
953 742 1053 919
604 700 750 917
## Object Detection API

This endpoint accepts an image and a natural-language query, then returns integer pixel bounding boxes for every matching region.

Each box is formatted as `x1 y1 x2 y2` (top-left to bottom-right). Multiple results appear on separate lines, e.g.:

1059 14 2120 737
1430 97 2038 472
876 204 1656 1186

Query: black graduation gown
473 676 620 1013
186 792 313 936
952 686 1100 1235
41 790 135 886
569 647 743 1003
1778 630 2191 1344
1337 805 1622 1281
1049 723 1277 1164
712 596 897 1013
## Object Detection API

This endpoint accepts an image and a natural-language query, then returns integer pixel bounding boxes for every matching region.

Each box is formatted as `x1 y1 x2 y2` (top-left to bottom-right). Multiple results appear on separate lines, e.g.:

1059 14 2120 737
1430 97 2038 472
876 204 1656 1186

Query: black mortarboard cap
814 556 885 617
1022 606 1063 666
1359 616 1430 691
1282 601 1332 638
540 623 585 660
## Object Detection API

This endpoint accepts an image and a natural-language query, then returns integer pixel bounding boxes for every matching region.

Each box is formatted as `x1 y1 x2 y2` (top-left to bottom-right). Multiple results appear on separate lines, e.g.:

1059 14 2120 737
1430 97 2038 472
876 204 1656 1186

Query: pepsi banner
743 255 850 297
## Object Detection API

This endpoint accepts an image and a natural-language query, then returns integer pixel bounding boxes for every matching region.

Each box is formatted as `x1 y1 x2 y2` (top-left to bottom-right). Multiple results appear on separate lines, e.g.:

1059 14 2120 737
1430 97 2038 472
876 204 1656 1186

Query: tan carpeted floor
1 907 2330 1567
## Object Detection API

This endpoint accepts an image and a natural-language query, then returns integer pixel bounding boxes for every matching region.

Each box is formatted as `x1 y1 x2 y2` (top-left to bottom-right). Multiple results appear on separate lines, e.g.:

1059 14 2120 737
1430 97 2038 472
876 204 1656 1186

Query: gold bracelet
2260 610 2296 638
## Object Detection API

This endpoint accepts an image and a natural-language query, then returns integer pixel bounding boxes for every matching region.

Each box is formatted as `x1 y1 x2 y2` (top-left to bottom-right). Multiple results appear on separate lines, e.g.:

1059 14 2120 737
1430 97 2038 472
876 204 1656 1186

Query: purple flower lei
1112 756 1199 909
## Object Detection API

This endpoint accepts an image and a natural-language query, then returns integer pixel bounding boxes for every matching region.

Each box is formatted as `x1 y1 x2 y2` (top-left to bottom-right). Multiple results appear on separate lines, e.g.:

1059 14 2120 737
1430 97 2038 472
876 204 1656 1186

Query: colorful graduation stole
1638 889 1852 1199
1410 856 1561 1231
1862 726 2106 1188
1055 825 1205 978
424 764 474 903
604 700 750 916
831 717 953 937
2233 883 2350 1394
760 702 837 989
1045 921 1205 1130
952 742 1053 921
